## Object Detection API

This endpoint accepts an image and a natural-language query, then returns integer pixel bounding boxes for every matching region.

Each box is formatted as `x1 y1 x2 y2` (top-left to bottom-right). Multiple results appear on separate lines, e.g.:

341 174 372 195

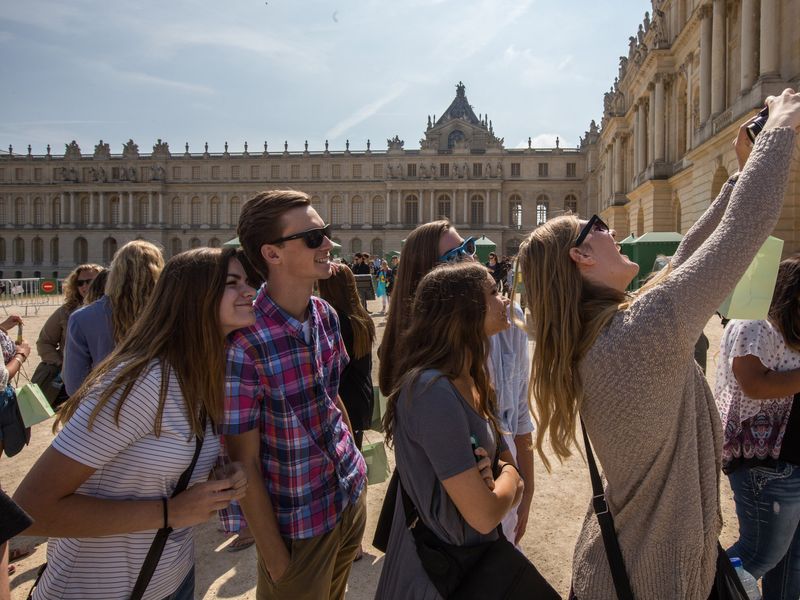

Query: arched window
110 196 121 226
51 196 61 226
33 198 43 226
371 238 383 257
191 197 202 226
13 237 24 264
330 196 343 225
103 237 118 264
80 196 90 226
171 197 182 226
470 194 484 226
73 237 88 264
310 196 324 222
139 196 149 225
371 196 385 226
509 194 522 228
351 238 362 254
190 237 201 249
210 197 220 227
15 198 25 225
404 195 419 225
209 237 221 248
535 194 549 226
32 237 43 265
229 197 241 225
564 194 578 215
0 198 6 225
437 194 452 220
506 238 522 257
351 196 364 225
50 237 59 265
170 237 182 257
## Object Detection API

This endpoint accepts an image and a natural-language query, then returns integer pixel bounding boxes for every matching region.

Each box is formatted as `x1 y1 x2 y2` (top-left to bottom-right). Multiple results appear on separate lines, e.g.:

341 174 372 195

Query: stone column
759 0 779 76
463 190 469 224
699 5 712 123
430 190 436 222
654 76 666 161
685 58 694 150
740 0 758 92
99 192 105 226
68 192 74 225
127 191 134 226
384 193 389 225
647 87 655 167
483 189 489 224
344 192 350 226
711 0 726 115
496 190 502 224
613 135 623 194
147 192 154 226
634 102 643 175
158 192 164 225
418 188 423 224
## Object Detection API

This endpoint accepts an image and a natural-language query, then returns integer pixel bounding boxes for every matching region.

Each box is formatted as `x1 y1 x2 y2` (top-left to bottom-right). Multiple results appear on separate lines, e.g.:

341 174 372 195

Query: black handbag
580 420 748 600
398 474 560 600
1 384 30 457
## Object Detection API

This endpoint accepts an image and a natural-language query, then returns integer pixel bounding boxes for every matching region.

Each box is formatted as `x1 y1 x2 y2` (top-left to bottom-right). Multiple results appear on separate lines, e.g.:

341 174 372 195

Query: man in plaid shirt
222 190 367 599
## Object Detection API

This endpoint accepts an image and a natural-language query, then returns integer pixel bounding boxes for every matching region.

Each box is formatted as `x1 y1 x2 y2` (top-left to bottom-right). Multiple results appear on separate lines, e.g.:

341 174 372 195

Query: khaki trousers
256 492 367 600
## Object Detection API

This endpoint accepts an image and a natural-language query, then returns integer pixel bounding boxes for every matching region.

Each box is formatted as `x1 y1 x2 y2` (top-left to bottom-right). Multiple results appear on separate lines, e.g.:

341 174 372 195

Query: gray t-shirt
375 369 505 600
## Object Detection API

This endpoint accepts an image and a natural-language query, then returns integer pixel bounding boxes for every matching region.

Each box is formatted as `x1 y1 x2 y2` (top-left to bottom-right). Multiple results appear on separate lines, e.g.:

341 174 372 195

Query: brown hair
378 220 452 394
56 247 238 436
318 266 376 359
82 269 108 305
63 263 103 312
383 262 499 444
105 240 165 343
237 190 311 279
769 254 800 352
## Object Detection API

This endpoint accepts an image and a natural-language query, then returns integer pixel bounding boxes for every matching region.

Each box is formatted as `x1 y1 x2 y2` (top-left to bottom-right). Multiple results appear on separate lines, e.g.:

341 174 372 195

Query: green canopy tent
628 231 683 289
385 250 401 262
473 235 497 264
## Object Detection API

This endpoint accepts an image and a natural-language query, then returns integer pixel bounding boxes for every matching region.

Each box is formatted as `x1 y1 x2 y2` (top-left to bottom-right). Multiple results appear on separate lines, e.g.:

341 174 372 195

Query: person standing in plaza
223 190 367 600
351 253 372 313
516 91 800 599
379 220 535 544
62 240 164 395
374 259 391 314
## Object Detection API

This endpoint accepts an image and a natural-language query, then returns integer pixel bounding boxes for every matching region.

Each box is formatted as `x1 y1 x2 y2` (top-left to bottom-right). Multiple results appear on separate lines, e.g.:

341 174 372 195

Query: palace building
1 0 798 278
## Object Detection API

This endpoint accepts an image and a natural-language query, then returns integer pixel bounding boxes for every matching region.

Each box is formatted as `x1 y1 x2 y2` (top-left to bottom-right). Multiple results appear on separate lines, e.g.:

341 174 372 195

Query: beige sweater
572 127 797 600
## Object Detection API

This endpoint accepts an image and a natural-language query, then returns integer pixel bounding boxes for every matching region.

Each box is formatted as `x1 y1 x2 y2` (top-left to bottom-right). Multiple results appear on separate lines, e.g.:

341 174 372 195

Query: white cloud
87 61 216 95
326 83 409 140
529 133 570 148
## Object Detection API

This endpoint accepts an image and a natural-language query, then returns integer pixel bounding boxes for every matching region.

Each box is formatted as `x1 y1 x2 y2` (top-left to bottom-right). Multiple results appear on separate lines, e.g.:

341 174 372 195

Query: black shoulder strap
581 419 635 600
129 416 206 600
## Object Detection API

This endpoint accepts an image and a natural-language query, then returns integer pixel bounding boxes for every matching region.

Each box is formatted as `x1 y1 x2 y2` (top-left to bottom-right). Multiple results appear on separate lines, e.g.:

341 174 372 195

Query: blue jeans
163 566 195 600
728 462 800 600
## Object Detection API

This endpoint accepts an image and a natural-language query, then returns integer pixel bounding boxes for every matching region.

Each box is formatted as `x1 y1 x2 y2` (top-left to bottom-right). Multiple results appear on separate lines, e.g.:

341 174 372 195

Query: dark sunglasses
268 224 332 249
438 236 477 263
575 215 609 247
76 278 95 286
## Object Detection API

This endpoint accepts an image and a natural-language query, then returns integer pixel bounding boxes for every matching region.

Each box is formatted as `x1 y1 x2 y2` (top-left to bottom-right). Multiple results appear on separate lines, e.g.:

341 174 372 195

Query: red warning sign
41 279 57 295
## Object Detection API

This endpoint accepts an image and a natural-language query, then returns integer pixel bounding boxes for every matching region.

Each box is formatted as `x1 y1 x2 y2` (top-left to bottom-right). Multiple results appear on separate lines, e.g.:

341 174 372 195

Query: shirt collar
256 288 318 340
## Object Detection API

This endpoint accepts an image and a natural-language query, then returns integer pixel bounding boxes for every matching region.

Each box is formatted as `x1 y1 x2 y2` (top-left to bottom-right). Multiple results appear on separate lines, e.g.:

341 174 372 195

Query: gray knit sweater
572 127 797 600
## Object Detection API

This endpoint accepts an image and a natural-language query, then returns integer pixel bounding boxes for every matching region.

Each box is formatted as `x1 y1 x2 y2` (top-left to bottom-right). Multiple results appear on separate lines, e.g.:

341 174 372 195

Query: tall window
15 198 25 225
171 197 182 226
566 162 577 178
73 237 88 264
210 198 220 226
404 195 419 225
351 238 362 254
139 197 149 225
209 238 221 248
80 197 90 226
191 197 202 226
231 166 240 179
538 163 549 177
437 194 451 220
470 195 484 226
190 238 202 249
373 164 383 178
271 164 280 179
352 164 362 179
33 198 43 226
250 165 260 178
372 196 385 225
211 166 220 180
103 237 118 264
509 194 523 228
52 197 61 225
192 166 201 179
440 163 450 177
13 237 24 264
332 164 341 179
170 237 182 257
564 194 578 214
0 199 5 225
229 198 241 224
536 195 549 225
311 164 320 179
511 163 521 177
472 163 482 178
50 238 59 265
291 164 300 179
330 197 343 225
372 238 383 256
110 197 121 226
310 196 324 222
351 197 364 225
32 237 43 265
172 166 182 179
407 164 417 177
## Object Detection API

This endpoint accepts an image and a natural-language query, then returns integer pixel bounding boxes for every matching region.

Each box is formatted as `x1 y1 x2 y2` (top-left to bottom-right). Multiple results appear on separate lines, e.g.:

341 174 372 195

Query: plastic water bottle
730 557 761 600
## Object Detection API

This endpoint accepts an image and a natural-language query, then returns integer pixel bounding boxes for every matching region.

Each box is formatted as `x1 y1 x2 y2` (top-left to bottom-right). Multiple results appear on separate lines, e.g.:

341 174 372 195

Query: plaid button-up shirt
220 290 367 540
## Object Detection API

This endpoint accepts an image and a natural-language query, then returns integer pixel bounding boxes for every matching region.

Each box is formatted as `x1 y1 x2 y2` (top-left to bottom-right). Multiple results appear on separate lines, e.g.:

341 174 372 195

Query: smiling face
263 204 335 282
483 271 511 337
218 258 256 336
569 218 639 291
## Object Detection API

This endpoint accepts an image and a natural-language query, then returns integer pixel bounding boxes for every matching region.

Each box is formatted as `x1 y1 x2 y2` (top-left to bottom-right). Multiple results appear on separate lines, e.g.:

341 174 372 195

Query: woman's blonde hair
105 240 165 343
63 263 103 312
56 247 239 436
383 262 499 445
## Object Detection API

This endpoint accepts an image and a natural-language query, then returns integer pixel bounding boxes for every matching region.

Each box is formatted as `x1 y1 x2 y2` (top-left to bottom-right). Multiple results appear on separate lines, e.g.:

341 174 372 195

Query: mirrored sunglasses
439 236 477 263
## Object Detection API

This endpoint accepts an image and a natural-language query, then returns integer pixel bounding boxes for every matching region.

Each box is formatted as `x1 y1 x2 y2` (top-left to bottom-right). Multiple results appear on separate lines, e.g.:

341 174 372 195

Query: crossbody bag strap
129 413 207 600
580 419 635 600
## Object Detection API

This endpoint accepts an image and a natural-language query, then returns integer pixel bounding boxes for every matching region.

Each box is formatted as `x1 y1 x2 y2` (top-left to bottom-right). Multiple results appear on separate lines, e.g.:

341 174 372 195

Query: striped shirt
36 361 219 600
221 290 367 539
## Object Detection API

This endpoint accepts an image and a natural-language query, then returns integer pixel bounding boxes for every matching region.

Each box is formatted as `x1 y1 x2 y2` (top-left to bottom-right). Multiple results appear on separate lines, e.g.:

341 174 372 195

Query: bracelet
501 463 522 479
12 355 25 367
161 497 169 530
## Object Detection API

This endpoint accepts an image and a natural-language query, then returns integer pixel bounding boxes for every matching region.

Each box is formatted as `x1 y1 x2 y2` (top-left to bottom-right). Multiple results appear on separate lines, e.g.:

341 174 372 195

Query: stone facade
0 83 587 277
588 0 800 254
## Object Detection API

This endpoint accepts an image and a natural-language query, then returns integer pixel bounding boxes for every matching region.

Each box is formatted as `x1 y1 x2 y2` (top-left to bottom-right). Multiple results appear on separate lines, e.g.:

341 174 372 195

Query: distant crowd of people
0 90 799 600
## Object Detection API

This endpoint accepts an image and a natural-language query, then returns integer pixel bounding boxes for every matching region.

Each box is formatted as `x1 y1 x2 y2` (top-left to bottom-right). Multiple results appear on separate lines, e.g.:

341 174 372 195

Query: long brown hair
56 247 238 436
105 240 164 343
383 262 499 445
317 266 375 359
63 263 103 312
378 220 451 394
769 254 800 352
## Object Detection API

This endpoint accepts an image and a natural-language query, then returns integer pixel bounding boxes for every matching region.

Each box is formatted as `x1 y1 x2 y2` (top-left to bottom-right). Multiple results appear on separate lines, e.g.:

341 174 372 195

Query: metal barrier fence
0 278 63 316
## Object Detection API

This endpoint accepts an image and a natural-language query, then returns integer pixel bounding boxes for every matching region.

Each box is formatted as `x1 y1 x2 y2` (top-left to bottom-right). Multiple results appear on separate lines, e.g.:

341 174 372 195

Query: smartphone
16 322 23 344
746 106 769 143
470 434 481 463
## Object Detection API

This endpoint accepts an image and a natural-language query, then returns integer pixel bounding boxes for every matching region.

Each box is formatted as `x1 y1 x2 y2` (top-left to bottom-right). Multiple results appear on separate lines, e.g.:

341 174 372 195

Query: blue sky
0 0 649 155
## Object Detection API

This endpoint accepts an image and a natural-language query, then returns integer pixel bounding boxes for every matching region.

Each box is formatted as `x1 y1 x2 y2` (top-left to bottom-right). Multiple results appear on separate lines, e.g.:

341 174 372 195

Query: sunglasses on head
76 278 94 286
575 215 609 247
268 224 332 249
438 236 477 263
